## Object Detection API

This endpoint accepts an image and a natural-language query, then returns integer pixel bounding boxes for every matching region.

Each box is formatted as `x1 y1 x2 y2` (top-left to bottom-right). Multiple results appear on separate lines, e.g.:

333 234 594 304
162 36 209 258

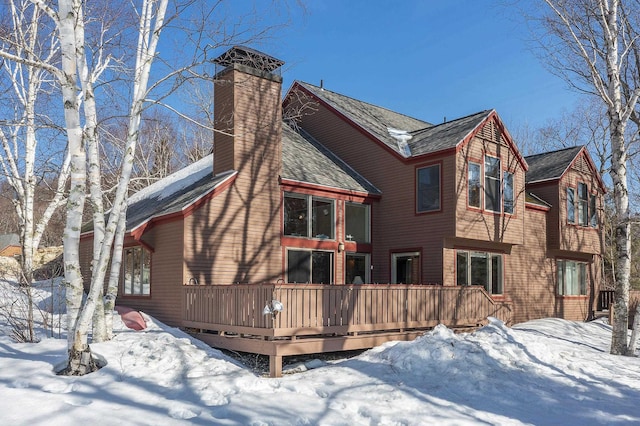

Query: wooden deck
182 283 512 377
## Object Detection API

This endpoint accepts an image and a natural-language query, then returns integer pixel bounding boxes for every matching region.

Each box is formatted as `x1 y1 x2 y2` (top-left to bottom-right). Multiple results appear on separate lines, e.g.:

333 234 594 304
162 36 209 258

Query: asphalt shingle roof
296 82 432 156
297 82 492 158
409 110 493 156
85 120 382 235
524 146 583 183
282 123 381 195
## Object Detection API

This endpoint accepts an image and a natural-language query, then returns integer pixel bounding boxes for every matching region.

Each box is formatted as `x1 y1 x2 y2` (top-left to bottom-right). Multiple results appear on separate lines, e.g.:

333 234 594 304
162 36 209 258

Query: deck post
269 355 282 378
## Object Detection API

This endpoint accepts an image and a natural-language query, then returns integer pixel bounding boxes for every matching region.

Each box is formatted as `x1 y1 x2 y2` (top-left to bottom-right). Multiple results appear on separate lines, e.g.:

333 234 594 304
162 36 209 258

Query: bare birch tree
0 0 69 342
535 0 640 354
1 0 298 374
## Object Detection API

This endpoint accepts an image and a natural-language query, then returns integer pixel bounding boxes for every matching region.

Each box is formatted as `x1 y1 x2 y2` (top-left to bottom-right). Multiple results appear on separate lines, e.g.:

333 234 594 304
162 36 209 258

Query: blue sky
251 0 581 132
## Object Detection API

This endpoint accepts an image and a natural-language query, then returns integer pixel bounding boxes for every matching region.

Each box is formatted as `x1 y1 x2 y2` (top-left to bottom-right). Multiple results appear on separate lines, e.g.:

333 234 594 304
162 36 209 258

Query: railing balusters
182 284 512 336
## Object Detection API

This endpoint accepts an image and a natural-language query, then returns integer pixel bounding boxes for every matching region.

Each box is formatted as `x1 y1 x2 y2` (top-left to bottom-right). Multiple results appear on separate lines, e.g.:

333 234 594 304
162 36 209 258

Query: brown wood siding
79 220 186 326
455 131 525 245
526 182 560 249
79 237 93 292
509 207 556 323
185 66 282 285
117 221 185 324
295 103 454 284
558 159 604 254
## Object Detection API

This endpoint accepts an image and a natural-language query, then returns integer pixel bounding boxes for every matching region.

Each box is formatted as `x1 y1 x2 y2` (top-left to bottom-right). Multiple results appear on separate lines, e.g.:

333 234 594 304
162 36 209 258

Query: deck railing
182 284 512 338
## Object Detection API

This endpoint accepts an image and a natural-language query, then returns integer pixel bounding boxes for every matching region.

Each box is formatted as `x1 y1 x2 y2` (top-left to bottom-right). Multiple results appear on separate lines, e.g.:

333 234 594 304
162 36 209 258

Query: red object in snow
114 306 147 330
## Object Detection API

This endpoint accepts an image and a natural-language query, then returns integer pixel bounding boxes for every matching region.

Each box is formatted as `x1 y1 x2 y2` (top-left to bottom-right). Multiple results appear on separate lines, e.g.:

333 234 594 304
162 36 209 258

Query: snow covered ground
1 278 639 425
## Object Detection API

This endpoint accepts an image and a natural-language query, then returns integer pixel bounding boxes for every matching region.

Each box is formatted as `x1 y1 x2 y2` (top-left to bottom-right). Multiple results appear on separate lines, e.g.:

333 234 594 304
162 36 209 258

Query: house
80 46 605 376
0 234 21 257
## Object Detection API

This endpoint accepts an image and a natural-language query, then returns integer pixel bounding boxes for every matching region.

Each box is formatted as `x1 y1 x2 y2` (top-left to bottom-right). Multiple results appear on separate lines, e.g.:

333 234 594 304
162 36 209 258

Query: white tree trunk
542 0 640 356
57 0 90 357
0 2 67 342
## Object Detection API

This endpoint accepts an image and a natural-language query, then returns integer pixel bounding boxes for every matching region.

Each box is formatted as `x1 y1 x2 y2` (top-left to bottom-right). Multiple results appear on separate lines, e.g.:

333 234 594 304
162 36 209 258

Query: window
484 156 501 212
577 183 588 226
557 260 587 296
284 193 335 239
345 203 370 243
392 252 420 284
456 251 503 295
503 171 514 214
286 249 333 284
567 187 575 224
590 194 598 227
468 162 481 208
417 164 440 212
346 253 369 284
122 246 151 295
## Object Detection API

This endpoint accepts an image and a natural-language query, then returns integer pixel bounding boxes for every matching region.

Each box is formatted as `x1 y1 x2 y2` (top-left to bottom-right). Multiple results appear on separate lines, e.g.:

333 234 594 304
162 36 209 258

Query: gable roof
0 233 20 250
81 155 236 236
282 123 381 195
84 120 382 237
125 166 236 234
291 81 432 157
524 146 585 184
290 82 526 168
409 110 494 156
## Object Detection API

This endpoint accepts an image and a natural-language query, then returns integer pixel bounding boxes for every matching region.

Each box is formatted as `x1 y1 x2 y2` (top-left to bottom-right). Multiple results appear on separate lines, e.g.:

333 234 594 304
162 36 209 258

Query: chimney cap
213 46 284 73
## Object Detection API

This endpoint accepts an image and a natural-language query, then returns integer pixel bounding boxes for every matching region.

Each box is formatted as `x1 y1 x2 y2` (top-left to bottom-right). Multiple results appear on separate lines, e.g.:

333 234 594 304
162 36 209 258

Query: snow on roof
127 154 213 205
